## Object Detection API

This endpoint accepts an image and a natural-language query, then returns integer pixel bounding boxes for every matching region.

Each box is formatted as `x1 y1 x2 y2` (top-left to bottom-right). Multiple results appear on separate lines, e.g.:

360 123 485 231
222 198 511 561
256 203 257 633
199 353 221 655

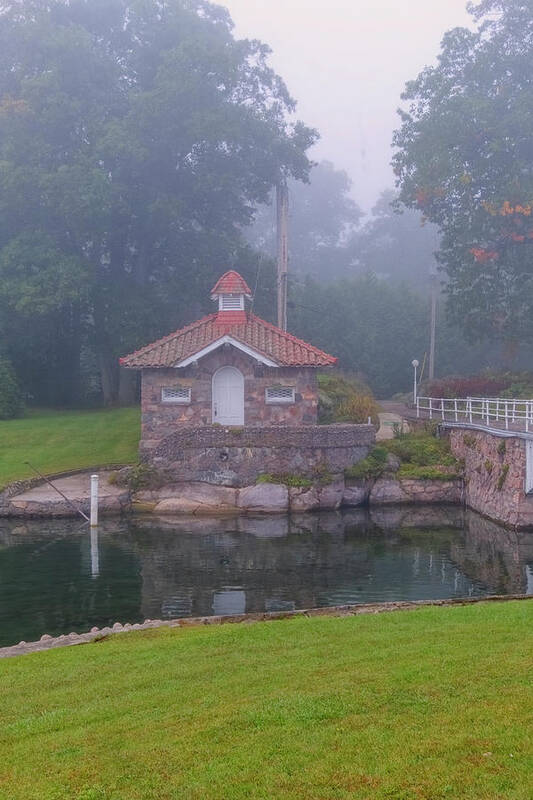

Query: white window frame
265 386 296 405
219 294 244 311
161 386 191 405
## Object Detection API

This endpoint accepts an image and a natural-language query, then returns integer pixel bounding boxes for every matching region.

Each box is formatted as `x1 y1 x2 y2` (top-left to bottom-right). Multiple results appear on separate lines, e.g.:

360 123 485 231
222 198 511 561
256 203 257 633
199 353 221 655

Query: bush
344 447 388 480
425 375 510 399
318 372 380 425
345 430 462 482
0 357 24 419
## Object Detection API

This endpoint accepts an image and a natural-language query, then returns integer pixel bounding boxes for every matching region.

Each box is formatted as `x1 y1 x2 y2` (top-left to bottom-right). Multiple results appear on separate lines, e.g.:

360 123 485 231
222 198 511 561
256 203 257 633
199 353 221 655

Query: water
1 506 532 648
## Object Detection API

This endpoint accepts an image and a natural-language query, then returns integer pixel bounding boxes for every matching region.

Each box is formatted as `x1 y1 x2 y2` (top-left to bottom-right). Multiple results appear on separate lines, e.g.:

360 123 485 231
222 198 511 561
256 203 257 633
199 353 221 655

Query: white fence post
90 474 99 528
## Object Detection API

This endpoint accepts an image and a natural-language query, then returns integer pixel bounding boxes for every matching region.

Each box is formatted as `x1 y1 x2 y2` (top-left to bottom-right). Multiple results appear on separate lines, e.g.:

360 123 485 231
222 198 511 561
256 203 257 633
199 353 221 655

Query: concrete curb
1 594 530 659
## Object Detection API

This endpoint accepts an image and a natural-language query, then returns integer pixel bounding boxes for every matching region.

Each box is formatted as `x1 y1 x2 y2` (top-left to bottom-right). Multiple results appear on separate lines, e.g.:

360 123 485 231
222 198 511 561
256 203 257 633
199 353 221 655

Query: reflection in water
0 506 532 647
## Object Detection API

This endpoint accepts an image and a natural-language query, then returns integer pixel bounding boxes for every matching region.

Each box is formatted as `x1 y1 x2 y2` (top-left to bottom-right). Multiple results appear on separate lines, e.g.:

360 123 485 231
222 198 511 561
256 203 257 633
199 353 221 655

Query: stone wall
143 424 375 487
449 428 533 528
141 347 319 448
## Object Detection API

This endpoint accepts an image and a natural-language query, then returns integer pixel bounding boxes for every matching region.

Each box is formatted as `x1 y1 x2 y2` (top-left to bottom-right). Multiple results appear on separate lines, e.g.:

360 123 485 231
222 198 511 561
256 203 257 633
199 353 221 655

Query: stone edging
1 594 530 659
0 464 131 499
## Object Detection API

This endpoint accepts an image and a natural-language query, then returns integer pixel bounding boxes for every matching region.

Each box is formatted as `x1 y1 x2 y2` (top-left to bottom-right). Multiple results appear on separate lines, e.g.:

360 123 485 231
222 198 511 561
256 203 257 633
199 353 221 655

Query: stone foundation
131 474 462 515
448 428 533 528
143 423 376 487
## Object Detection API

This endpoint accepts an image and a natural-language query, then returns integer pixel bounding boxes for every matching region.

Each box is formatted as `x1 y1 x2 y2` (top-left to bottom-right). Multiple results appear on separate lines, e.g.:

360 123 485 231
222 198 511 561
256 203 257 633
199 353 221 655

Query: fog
223 0 472 210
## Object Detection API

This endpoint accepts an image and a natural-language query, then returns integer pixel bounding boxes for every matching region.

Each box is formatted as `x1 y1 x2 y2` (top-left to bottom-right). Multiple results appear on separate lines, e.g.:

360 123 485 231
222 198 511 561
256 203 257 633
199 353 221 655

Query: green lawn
1 601 531 800
0 407 140 488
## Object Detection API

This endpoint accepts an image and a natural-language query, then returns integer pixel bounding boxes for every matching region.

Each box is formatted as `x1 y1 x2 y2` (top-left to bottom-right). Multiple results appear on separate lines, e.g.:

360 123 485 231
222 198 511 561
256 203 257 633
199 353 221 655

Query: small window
265 386 295 404
162 386 191 404
220 294 244 311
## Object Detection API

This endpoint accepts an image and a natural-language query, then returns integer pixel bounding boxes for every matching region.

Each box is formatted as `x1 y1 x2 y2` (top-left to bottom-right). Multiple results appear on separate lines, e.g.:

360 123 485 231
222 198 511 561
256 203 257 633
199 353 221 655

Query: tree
348 189 439 290
0 0 316 404
393 0 533 349
245 160 361 279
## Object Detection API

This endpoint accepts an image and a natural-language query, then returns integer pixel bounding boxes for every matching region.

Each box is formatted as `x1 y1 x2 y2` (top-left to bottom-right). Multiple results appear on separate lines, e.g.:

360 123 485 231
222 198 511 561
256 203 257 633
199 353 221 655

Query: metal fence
416 396 533 432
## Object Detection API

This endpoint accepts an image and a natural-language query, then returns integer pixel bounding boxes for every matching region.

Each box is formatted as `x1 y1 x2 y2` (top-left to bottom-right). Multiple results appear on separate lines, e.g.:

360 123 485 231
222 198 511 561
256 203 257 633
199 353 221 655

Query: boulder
289 486 320 512
317 479 345 510
343 480 371 507
237 483 289 513
153 483 238 515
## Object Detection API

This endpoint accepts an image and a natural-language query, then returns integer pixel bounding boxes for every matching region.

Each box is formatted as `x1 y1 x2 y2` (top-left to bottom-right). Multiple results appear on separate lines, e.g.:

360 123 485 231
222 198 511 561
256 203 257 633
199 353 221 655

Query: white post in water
90 474 99 528
90 527 100 578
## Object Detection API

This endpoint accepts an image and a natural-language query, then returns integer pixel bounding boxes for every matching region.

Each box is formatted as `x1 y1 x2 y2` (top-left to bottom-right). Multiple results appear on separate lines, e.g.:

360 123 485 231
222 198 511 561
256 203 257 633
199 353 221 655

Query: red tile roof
120 312 337 368
210 270 252 296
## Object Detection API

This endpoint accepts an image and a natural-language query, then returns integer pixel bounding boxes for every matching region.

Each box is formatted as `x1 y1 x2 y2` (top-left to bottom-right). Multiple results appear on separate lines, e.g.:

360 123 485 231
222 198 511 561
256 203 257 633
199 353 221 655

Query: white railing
416 396 533 432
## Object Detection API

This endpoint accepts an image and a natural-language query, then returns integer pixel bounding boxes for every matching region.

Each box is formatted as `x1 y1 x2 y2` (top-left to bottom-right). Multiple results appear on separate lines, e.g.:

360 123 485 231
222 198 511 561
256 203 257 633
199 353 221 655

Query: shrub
425 375 510 399
386 432 456 467
0 357 24 419
318 372 380 425
397 464 463 481
345 447 388 480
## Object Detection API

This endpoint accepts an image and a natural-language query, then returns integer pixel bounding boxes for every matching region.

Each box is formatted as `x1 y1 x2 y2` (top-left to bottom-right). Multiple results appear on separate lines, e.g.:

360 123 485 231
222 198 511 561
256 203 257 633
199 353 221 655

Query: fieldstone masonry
141 348 319 448
449 428 533 528
144 423 376 487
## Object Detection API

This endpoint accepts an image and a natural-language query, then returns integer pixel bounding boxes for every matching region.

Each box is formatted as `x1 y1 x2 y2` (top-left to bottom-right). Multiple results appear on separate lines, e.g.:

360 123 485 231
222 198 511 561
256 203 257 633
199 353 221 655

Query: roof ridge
120 313 217 364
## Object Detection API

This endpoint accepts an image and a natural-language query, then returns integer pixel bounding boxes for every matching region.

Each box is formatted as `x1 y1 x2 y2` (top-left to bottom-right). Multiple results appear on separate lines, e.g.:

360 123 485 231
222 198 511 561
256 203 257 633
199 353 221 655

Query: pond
1 506 532 648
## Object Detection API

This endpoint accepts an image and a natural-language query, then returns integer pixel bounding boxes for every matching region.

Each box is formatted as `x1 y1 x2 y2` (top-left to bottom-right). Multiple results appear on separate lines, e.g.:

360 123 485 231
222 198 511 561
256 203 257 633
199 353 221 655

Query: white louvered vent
162 386 191 404
265 386 295 404
220 294 244 311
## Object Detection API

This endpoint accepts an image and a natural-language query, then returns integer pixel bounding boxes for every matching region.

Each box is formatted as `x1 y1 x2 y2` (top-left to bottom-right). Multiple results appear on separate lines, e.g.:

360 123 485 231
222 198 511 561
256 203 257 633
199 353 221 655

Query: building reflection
1 507 532 648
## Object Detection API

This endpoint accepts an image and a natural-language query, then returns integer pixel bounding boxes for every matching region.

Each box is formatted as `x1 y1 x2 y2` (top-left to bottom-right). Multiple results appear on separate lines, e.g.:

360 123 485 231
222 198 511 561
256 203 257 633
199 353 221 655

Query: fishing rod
24 461 90 522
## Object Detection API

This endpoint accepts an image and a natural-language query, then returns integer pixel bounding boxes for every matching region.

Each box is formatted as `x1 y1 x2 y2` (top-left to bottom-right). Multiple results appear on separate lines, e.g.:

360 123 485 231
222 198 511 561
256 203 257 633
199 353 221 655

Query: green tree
393 0 533 347
348 189 439 290
0 0 316 404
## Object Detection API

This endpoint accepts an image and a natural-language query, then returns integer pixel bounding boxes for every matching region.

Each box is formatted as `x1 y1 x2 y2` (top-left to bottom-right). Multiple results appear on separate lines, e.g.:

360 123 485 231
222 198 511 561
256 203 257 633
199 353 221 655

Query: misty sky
222 0 473 211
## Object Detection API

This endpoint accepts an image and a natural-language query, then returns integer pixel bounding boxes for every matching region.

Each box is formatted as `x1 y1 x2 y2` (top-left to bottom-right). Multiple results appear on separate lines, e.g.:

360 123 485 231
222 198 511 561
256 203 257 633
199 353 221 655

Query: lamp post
412 359 419 405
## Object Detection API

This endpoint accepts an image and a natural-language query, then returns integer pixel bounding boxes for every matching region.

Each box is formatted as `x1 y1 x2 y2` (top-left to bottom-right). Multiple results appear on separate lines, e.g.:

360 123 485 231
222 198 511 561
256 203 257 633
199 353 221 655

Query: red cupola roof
210 270 252 298
120 269 337 369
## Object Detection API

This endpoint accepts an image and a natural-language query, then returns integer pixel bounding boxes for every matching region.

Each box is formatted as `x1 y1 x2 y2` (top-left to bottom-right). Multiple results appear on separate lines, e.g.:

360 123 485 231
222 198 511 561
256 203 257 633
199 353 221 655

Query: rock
90 627 99 633
237 483 289 513
40 634 53 642
113 622 122 630
370 478 408 505
342 480 371 507
385 453 401 473
317 479 345 510
152 484 238 515
289 486 320 512
369 477 462 506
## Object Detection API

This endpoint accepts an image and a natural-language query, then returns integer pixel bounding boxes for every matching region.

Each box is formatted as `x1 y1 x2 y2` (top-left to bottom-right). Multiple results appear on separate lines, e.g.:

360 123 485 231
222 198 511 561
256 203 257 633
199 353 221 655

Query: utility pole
276 179 289 331
429 267 437 381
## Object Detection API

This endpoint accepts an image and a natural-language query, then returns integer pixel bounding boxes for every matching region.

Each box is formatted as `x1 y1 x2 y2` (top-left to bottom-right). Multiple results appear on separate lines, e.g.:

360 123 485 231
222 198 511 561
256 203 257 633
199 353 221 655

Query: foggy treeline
0 0 532 409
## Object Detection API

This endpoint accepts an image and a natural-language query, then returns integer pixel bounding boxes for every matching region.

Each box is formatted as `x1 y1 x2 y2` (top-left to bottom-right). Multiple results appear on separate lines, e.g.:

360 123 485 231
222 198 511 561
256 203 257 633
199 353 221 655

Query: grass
0 407 140 488
1 601 531 800
346 430 462 482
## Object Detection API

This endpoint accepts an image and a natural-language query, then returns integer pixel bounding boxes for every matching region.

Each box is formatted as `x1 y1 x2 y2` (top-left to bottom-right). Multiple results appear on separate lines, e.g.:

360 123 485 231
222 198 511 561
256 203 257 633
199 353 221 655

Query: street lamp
412 359 419 405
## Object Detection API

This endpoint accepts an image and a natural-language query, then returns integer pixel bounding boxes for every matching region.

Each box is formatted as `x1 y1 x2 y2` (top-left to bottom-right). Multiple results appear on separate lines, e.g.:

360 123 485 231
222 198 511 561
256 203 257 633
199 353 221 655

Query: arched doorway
212 366 244 425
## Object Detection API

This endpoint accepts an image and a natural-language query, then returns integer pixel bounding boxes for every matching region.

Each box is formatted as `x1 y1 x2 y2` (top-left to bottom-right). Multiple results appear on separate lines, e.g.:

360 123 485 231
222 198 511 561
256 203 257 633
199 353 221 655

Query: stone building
121 271 374 490
121 270 337 446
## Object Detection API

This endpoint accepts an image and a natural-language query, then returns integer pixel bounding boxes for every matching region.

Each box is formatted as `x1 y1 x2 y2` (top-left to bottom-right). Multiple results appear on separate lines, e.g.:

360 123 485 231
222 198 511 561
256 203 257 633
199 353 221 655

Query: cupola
210 270 252 327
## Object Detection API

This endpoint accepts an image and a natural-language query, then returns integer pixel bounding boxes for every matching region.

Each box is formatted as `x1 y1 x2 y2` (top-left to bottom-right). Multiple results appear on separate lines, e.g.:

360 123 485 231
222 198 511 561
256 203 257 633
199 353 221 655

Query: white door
212 366 244 425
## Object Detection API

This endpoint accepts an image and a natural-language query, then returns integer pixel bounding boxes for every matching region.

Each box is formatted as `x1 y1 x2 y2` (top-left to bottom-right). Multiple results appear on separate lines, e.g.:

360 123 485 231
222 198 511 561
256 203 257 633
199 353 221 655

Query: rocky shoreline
0 472 463 517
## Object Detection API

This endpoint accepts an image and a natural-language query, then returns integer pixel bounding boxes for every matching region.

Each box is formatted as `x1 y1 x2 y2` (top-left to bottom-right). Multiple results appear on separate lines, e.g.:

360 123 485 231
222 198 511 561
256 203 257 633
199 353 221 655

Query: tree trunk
118 367 139 405
98 351 120 406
